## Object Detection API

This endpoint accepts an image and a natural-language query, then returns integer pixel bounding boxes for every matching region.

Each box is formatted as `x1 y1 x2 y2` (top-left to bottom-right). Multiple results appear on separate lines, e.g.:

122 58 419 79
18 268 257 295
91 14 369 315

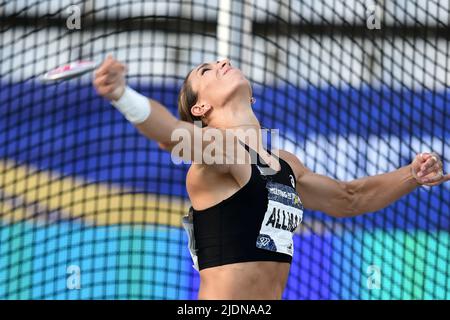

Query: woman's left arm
281 151 449 218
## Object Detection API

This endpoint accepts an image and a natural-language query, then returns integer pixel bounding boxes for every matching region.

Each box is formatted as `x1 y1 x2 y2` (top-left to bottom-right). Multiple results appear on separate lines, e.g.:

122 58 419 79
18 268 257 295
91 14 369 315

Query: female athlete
93 55 449 300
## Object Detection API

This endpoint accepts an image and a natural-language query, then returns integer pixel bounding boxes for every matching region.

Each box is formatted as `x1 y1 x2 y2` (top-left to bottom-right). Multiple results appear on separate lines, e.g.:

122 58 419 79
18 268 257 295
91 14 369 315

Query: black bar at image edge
0 300 445 318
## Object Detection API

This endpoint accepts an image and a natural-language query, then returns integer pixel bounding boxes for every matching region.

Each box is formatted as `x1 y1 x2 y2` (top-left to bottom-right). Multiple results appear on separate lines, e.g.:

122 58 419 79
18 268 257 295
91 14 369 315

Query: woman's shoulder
276 149 308 180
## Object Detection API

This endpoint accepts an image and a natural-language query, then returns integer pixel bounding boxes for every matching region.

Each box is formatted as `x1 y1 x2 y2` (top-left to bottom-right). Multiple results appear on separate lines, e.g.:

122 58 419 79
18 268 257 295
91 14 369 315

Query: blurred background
0 0 449 299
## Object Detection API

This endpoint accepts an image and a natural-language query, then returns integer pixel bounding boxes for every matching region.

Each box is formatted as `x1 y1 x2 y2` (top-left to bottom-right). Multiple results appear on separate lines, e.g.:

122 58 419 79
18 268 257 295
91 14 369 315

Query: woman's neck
212 124 268 157
206 99 271 155
210 103 260 129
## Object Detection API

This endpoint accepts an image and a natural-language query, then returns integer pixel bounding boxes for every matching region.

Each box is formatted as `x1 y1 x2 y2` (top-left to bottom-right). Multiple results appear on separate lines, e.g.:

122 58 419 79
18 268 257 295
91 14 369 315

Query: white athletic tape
111 86 151 124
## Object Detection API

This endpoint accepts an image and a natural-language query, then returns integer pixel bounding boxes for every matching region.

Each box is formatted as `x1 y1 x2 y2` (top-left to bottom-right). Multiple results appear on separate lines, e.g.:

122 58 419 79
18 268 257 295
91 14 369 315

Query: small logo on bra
256 234 277 251
258 236 271 247
289 175 295 188
287 243 293 254
256 165 265 175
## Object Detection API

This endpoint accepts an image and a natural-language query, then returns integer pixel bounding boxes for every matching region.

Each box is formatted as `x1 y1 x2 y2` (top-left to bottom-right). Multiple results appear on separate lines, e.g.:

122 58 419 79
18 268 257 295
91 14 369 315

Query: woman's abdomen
198 261 290 300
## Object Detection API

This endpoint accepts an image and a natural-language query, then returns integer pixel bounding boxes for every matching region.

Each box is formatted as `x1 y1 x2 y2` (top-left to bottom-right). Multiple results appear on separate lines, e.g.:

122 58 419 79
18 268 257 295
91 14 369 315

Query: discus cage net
0 0 449 299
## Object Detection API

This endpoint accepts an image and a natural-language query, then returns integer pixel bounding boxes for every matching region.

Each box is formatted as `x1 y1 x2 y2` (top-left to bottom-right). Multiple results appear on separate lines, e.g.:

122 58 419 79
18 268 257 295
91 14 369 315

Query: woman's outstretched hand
411 152 449 186
93 54 127 101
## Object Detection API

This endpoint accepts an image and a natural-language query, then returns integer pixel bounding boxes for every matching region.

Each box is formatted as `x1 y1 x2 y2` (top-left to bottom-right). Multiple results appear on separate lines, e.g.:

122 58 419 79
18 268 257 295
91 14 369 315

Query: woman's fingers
418 159 441 177
94 71 122 87
95 56 125 78
93 56 127 100
422 173 446 185
411 152 449 186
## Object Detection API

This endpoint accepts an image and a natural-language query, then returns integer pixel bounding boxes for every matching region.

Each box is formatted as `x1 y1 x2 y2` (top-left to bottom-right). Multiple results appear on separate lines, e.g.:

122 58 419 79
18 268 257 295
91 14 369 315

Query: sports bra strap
237 140 279 169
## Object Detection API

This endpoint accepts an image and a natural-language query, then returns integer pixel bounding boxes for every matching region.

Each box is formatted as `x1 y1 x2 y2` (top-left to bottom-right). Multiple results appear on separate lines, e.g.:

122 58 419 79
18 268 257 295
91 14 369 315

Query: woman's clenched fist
93 55 127 101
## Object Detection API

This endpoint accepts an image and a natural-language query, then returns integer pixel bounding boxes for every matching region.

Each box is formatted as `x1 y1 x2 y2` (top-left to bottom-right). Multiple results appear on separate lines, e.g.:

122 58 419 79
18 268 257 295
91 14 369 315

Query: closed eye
201 68 210 75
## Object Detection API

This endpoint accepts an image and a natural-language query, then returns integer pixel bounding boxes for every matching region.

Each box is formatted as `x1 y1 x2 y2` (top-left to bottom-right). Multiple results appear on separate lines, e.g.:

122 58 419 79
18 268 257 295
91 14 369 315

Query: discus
41 60 99 82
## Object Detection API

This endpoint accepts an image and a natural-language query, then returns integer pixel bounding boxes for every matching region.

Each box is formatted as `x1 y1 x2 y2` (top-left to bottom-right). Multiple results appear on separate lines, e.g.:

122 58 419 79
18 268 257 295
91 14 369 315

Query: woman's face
188 59 251 111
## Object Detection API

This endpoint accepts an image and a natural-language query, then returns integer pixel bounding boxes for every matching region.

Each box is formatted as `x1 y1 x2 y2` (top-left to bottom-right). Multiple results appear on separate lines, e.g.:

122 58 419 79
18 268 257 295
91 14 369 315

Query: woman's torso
186 145 303 299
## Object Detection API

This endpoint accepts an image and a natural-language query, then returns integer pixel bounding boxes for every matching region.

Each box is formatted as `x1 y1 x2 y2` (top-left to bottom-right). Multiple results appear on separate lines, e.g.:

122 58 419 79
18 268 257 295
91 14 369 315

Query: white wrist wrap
111 86 151 124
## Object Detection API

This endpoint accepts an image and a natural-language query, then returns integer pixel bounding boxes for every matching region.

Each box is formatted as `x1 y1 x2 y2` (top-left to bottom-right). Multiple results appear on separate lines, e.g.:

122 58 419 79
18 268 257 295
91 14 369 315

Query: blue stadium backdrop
1 0 449 299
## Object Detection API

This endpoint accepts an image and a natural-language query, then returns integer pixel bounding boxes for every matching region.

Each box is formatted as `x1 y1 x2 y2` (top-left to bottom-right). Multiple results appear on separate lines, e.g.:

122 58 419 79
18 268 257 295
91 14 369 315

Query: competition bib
256 181 303 256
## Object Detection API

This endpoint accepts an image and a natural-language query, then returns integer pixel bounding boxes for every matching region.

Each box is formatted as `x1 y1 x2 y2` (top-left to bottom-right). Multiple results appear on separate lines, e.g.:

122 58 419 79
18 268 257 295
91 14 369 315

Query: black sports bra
183 143 304 271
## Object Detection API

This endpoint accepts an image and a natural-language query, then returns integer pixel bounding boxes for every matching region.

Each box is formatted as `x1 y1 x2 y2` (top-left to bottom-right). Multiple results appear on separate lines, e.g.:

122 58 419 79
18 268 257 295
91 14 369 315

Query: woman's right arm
92 55 235 169
93 55 186 148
